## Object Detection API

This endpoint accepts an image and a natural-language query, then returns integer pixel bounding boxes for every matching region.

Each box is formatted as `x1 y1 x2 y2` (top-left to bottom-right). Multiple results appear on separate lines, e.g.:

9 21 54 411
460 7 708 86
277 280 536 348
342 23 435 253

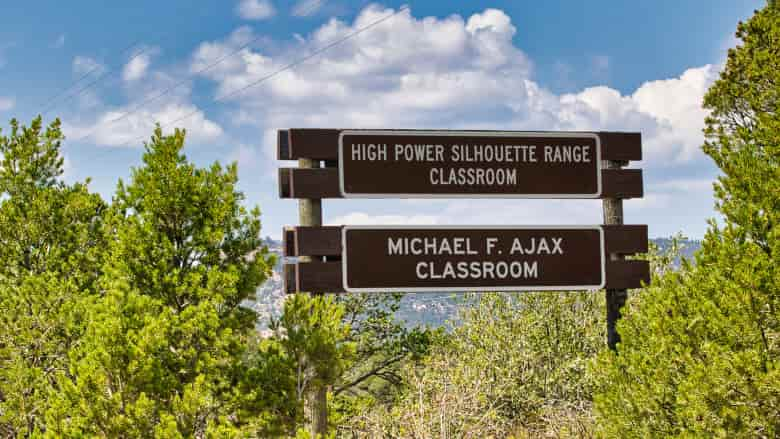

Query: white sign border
341 225 606 293
337 130 602 199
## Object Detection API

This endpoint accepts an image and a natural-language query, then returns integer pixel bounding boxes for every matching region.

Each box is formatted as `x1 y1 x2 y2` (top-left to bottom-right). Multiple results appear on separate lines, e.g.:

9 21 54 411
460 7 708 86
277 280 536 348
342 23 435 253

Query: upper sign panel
338 130 601 198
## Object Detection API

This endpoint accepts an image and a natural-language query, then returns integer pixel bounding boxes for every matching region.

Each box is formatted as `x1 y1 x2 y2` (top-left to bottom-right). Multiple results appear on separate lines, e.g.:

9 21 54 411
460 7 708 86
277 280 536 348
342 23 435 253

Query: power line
41 44 158 117
71 0 325 144
42 4 214 118
36 39 141 114
292 0 325 17
117 4 408 148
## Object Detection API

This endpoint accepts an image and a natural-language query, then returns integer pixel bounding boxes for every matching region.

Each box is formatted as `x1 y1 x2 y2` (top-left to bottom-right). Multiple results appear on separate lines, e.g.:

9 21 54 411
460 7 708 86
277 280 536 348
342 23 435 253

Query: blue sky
0 0 766 239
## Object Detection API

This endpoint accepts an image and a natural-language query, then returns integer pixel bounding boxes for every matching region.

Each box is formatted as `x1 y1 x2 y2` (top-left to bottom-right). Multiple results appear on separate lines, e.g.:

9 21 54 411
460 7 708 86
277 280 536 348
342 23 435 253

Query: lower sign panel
342 226 606 292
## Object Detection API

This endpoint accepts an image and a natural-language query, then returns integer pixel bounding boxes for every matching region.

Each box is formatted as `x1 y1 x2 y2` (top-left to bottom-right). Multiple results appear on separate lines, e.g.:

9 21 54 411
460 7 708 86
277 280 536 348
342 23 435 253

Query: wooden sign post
278 128 649 433
295 157 327 436
603 159 628 350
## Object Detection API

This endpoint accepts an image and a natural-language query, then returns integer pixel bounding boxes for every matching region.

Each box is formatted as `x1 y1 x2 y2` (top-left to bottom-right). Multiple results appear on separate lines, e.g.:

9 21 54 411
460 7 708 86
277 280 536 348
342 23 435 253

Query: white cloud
191 5 717 168
0 97 14 112
441 199 601 226
189 26 262 77
236 0 275 20
60 5 723 238
228 143 261 168
193 6 530 128
292 0 323 17
122 47 160 82
649 178 713 193
63 46 220 150
631 65 717 161
122 53 153 82
327 199 602 229
328 212 440 226
72 56 106 76
64 103 223 147
550 64 718 162
326 180 713 236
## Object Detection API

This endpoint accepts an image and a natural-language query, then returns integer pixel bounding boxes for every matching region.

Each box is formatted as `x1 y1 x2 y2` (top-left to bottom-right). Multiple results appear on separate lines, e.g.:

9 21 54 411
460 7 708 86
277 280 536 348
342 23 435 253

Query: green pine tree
329 293 436 427
0 117 107 436
46 127 297 437
594 2 780 436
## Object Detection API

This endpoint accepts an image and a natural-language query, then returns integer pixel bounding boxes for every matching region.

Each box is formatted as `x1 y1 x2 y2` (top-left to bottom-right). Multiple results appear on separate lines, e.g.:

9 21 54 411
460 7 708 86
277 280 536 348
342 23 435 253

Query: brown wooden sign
340 131 601 198
282 225 650 294
277 129 644 199
278 127 647 355
343 226 605 292
278 129 642 162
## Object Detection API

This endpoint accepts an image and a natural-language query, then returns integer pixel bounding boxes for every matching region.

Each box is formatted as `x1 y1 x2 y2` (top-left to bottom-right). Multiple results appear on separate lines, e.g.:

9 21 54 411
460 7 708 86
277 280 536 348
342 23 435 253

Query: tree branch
333 354 405 396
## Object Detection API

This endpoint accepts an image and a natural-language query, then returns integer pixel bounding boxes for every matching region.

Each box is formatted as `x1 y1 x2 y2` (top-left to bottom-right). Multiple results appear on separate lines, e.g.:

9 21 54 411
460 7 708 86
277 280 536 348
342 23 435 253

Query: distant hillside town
248 236 702 331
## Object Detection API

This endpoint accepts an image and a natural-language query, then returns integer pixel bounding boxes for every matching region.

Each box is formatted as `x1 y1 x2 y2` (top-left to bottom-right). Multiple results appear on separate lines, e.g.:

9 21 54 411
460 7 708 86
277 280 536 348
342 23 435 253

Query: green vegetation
0 1 778 437
47 127 292 436
334 239 685 438
0 123 302 436
0 121 434 437
340 2 780 436
0 117 107 436
344 291 604 437
594 3 780 436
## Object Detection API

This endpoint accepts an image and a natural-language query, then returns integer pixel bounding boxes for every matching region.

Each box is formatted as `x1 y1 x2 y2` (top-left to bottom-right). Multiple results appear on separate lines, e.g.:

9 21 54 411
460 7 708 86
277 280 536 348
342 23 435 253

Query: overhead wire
41 45 157 117
42 3 214 117
36 39 142 113
116 4 409 148
71 0 326 144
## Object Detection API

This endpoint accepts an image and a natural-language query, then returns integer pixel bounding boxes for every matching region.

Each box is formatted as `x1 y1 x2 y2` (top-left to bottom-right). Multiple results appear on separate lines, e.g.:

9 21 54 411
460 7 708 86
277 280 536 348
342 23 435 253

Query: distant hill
247 237 702 330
